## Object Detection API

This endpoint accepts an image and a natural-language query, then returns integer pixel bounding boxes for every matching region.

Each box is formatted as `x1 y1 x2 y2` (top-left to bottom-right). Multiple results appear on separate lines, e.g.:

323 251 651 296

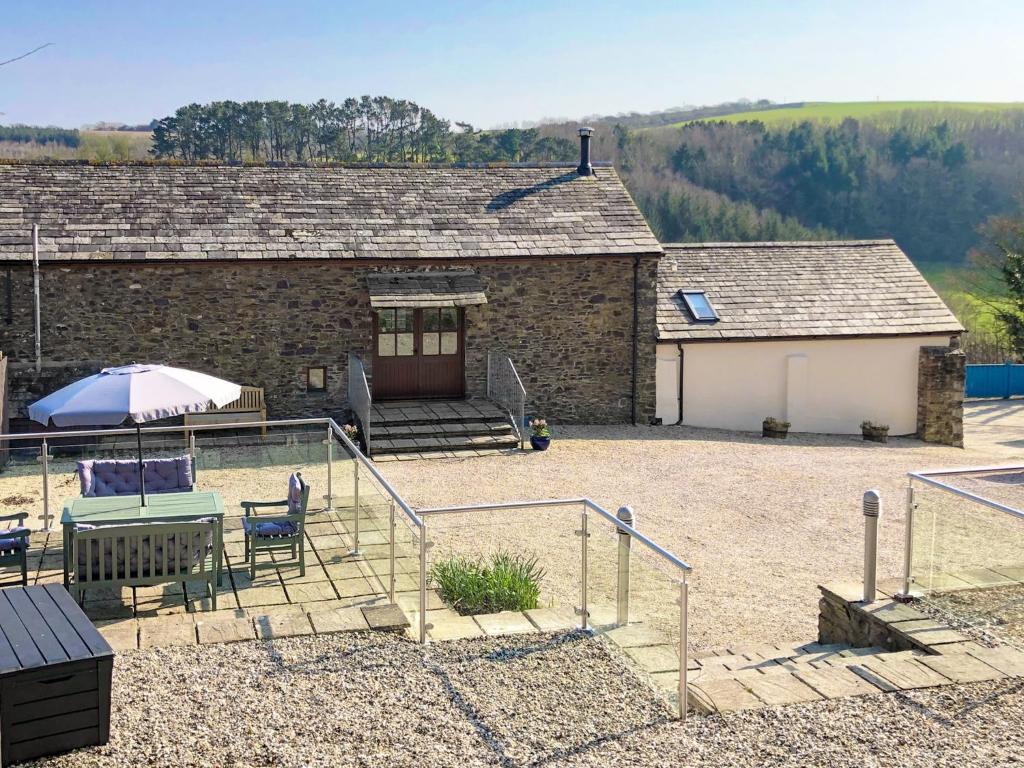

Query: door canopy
366 270 487 309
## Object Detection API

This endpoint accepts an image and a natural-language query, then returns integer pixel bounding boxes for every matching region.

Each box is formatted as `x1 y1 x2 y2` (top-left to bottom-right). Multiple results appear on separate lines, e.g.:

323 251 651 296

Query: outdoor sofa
77 456 194 497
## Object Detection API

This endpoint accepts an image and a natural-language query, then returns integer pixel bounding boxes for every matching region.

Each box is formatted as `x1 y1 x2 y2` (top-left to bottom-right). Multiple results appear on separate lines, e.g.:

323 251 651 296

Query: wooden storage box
0 585 114 767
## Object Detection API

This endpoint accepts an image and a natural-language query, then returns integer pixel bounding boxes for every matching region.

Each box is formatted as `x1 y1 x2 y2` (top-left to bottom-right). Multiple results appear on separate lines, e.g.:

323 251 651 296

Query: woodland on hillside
540 109 1024 265
150 97 574 163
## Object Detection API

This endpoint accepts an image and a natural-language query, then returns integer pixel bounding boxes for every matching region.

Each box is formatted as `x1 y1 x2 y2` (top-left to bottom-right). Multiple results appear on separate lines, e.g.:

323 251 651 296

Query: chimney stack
577 127 594 176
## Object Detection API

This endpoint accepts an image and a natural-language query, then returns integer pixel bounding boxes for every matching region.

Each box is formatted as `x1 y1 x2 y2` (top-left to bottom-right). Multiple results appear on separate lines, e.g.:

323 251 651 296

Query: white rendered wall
654 336 953 434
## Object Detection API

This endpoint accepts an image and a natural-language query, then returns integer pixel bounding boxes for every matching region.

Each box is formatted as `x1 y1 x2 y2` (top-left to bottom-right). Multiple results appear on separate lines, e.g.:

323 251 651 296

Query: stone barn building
0 153 662 451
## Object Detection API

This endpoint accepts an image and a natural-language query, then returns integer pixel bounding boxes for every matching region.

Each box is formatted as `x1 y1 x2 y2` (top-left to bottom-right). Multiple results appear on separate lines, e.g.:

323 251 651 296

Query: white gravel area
384 421 1021 649
25 631 1024 768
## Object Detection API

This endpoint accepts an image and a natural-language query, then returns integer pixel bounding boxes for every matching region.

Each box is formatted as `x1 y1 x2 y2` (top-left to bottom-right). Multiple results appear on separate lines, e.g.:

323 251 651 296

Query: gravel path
384 421 1020 649
26 631 1024 768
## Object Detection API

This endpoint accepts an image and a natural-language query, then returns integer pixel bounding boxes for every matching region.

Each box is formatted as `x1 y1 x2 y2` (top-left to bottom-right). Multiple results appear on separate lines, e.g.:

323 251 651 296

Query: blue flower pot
530 435 551 451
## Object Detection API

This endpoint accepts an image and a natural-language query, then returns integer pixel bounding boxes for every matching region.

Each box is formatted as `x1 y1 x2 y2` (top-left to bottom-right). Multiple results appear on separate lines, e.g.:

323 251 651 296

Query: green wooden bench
68 519 218 609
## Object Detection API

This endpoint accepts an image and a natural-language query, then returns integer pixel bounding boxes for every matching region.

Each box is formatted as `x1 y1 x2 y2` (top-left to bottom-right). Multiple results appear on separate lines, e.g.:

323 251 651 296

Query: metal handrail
908 467 1024 521
347 353 373 455
416 495 692 719
328 420 423 529
901 465 1024 598
0 417 332 442
416 497 692 573
486 351 527 449
0 415 424 534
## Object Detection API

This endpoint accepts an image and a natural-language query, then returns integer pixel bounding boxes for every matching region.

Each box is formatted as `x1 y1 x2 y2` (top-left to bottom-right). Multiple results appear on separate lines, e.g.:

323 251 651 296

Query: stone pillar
916 338 965 447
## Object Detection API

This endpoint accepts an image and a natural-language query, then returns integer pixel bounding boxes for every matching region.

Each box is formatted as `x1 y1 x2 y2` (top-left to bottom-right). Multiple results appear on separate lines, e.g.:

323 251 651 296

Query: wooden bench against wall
183 385 267 435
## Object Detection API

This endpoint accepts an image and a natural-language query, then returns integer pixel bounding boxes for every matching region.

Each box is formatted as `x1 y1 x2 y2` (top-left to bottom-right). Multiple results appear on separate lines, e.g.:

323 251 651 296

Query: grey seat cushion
0 526 29 553
78 456 193 497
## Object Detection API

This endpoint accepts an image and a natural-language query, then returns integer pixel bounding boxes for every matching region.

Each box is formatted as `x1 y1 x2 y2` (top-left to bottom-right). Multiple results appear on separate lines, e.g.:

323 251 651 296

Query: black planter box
0 585 114 767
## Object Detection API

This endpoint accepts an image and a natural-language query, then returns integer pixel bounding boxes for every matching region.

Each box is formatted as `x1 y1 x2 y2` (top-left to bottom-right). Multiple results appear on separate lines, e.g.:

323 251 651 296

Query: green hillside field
668 101 1024 127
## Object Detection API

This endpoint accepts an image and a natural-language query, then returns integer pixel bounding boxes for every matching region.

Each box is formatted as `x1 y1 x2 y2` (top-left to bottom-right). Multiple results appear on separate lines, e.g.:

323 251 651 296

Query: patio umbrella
28 364 242 506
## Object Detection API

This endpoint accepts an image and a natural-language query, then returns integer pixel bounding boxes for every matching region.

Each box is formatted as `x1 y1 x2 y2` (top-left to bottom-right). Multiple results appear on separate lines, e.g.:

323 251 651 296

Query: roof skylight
680 290 719 322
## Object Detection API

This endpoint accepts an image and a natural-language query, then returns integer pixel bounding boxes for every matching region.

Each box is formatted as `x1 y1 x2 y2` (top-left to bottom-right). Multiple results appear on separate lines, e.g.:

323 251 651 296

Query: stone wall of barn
0 256 658 427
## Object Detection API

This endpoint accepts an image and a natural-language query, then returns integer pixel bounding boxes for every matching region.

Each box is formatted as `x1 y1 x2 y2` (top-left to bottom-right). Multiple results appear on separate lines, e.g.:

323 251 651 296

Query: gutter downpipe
631 255 639 425
32 224 41 373
676 343 684 425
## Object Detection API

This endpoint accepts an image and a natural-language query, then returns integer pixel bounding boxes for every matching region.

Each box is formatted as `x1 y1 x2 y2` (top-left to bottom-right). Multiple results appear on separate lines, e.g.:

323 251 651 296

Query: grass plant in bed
430 551 545 615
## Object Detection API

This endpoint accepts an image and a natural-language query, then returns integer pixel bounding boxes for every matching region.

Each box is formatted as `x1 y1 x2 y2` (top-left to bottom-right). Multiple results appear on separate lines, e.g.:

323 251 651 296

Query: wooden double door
372 307 465 399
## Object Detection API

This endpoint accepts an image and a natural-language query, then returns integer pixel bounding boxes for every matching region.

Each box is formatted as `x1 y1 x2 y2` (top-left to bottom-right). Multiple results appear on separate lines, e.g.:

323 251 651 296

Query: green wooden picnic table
60 491 225 589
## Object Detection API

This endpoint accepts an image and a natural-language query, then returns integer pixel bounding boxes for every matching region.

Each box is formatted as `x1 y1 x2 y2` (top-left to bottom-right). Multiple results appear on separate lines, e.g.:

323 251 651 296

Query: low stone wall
819 584 918 651
916 340 965 447
819 582 970 653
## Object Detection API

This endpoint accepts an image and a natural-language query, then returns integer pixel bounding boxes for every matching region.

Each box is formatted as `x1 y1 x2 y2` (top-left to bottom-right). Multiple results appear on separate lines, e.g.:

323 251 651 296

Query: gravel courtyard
27 631 1024 768
384 402 1024 649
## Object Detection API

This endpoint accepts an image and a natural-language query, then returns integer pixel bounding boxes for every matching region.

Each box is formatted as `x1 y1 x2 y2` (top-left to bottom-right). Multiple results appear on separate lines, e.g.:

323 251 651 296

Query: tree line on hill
0 124 79 148
539 107 1024 264
150 96 574 163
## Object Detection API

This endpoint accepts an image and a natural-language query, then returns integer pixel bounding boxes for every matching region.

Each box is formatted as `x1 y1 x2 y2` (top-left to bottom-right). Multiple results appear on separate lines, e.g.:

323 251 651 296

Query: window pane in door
440 308 458 331
396 332 415 356
378 335 395 356
440 332 458 355
422 333 440 355
377 309 396 333
396 308 415 332
423 309 440 332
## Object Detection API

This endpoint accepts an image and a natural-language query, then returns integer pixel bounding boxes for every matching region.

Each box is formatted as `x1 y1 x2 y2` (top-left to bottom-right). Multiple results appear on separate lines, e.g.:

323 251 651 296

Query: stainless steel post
898 482 916 601
616 506 634 627
324 425 334 511
40 438 51 530
678 574 689 721
579 507 589 630
863 489 880 603
388 499 396 602
351 460 361 555
419 522 427 644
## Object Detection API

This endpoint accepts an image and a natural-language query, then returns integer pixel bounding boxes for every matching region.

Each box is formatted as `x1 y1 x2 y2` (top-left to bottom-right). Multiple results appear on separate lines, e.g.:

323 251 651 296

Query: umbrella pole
136 423 147 507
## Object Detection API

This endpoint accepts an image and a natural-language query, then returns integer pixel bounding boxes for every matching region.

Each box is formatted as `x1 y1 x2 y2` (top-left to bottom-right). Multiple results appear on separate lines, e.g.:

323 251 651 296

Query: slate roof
0 162 660 262
657 240 964 341
366 271 487 307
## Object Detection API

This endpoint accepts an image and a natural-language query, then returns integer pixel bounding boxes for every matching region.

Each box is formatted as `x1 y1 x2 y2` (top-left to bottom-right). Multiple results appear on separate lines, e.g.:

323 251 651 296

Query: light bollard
863 489 881 603
616 506 634 627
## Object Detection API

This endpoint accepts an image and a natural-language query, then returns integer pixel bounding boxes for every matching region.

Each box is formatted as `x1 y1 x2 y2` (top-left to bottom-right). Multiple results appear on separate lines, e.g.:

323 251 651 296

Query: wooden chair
241 472 309 579
0 512 31 587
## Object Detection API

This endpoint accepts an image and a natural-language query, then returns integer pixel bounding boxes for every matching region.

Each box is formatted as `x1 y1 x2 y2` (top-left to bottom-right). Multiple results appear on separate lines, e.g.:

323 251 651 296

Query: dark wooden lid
0 585 113 675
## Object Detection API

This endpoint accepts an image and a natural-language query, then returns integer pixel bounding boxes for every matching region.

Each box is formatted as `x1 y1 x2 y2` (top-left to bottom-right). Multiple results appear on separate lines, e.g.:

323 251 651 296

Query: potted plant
528 418 551 451
342 423 361 449
861 420 889 443
762 416 790 439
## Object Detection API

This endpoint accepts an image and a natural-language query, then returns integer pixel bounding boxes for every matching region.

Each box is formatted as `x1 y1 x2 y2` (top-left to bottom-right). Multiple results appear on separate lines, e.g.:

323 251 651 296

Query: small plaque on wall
307 366 326 392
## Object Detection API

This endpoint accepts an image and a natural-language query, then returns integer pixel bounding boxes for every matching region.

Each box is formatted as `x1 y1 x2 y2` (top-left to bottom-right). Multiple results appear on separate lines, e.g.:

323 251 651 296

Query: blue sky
1 0 1022 128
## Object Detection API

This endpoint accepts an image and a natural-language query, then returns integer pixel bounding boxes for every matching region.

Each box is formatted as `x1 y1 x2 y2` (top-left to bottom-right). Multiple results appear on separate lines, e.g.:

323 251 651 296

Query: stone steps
370 399 521 460
683 638 1024 715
